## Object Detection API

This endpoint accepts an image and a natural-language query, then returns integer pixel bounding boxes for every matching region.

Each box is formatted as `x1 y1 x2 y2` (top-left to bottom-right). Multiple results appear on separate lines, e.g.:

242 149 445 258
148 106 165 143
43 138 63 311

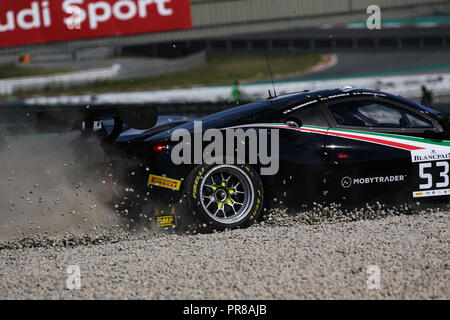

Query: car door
321 97 441 204
272 104 331 205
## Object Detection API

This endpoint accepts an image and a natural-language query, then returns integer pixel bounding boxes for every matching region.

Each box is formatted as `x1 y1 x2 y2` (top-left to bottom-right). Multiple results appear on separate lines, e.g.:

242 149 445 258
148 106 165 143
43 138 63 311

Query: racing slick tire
187 164 264 230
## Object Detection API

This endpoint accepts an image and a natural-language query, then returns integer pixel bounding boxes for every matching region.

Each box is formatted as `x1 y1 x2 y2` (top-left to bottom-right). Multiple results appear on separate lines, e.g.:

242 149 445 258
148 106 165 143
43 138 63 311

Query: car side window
329 100 433 129
288 105 329 127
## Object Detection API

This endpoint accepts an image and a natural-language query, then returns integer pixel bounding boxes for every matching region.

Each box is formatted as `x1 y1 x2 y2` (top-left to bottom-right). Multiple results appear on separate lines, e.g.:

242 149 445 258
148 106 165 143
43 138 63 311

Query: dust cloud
0 132 124 240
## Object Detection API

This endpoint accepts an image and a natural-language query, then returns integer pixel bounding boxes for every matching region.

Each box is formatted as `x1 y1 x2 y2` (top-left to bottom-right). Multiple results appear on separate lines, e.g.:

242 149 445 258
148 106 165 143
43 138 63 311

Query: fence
0 65 121 96
0 51 206 95
116 51 206 80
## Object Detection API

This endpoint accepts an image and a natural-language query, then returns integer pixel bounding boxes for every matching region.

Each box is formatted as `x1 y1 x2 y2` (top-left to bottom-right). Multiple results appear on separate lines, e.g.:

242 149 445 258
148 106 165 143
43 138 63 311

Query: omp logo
148 174 181 190
155 215 175 227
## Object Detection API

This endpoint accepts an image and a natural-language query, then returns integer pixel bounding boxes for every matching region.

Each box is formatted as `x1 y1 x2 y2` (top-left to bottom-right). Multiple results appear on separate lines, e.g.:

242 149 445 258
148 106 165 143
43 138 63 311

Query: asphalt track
20 51 450 82
289 51 450 81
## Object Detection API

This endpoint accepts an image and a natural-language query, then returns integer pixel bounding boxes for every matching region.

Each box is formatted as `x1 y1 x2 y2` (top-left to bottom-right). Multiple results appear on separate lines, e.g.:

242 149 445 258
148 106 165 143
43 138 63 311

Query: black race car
99 87 450 230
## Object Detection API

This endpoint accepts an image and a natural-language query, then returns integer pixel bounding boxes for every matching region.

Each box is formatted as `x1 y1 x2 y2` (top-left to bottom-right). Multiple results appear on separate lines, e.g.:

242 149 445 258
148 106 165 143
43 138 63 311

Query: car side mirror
286 119 302 129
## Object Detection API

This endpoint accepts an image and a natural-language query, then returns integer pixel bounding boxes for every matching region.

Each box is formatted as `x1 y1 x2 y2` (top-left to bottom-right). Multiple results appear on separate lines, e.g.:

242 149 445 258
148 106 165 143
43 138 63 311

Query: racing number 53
419 161 449 190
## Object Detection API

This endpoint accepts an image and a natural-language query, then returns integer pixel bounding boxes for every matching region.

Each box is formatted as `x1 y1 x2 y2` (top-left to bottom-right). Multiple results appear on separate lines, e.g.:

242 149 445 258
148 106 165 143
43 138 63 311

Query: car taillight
154 144 165 152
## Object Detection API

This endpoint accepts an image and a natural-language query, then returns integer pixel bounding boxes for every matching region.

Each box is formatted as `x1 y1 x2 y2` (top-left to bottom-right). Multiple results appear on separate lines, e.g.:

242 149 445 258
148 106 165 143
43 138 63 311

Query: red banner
0 0 192 48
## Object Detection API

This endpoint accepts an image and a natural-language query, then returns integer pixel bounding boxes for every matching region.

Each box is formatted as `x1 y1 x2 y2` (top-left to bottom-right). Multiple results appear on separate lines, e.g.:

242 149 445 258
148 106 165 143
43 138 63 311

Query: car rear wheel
187 164 264 230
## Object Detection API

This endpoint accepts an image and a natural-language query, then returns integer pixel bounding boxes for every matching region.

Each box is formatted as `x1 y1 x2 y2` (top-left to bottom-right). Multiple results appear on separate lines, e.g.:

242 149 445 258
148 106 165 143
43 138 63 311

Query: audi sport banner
0 0 192 47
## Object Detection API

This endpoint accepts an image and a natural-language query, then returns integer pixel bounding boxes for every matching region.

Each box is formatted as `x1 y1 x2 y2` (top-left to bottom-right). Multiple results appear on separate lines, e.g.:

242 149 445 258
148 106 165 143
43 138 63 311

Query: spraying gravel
0 134 128 240
0 209 448 299
0 135 448 299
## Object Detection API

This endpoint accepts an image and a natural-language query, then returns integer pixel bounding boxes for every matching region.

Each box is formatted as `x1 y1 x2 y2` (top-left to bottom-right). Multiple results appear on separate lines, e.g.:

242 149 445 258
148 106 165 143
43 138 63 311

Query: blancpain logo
413 150 450 162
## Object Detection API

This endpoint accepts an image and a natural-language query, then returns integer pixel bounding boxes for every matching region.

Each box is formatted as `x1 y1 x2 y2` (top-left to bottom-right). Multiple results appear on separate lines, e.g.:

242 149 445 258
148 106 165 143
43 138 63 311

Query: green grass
0 63 69 79
22 53 320 96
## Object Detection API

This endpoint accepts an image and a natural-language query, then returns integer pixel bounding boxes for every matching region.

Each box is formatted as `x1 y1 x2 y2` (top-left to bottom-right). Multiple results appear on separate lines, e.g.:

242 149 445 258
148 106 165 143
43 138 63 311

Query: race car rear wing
0 99 158 137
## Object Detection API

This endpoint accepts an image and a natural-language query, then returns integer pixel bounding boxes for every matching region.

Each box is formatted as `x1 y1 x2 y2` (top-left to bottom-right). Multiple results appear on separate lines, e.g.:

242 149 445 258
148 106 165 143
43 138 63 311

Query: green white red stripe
230 123 450 151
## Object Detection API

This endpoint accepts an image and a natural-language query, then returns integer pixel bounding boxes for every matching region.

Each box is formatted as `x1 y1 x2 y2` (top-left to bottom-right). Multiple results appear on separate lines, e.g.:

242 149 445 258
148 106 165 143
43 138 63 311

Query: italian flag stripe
327 128 450 147
230 123 440 151
320 129 423 151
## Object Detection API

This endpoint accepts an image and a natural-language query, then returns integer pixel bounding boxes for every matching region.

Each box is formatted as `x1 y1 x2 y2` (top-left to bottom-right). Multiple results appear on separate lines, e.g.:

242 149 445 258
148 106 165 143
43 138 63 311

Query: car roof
196 88 441 127
268 88 442 116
